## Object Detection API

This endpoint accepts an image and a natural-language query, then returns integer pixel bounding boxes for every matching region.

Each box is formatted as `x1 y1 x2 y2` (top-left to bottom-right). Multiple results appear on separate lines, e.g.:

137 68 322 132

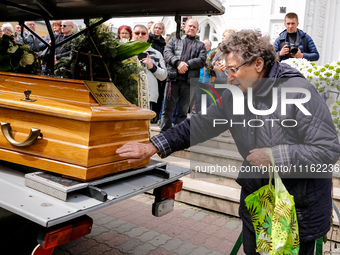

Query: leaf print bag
244 151 300 255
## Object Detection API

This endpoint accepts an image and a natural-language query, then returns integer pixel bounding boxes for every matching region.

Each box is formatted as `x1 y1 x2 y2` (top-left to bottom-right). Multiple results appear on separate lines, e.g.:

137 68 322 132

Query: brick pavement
53 193 245 255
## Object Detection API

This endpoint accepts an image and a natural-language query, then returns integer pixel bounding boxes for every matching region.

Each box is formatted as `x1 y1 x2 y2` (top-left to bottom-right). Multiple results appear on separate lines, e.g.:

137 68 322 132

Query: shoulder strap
280 40 285 50
301 36 308 53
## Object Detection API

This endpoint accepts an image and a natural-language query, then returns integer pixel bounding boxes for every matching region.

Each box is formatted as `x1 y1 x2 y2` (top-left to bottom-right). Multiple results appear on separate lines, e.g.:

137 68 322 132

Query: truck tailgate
0 160 190 227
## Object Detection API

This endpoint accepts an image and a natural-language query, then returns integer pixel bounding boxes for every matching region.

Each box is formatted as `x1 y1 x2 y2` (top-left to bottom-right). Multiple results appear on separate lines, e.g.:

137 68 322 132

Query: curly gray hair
218 29 278 70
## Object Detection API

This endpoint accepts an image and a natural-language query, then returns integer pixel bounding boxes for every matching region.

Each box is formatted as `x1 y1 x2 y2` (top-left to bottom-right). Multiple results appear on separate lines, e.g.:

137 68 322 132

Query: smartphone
138 52 147 60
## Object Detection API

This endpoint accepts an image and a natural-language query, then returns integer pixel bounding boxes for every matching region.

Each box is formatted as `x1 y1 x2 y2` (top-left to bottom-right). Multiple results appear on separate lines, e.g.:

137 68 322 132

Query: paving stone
129 243 157 255
203 235 224 251
57 238 99 254
104 218 127 229
149 233 173 247
104 233 130 248
52 193 247 255
207 250 226 255
189 232 210 246
78 243 111 255
211 227 231 239
87 225 110 238
223 219 242 231
116 239 144 253
191 211 208 221
88 211 109 221
125 226 149 238
148 247 173 255
115 222 138 234
161 238 185 251
153 221 173 233
102 248 125 255
212 217 229 227
94 215 116 225
191 246 215 255
201 224 220 236
136 229 160 242
190 221 210 232
93 229 120 242
180 208 198 218
174 242 199 255
177 228 197 241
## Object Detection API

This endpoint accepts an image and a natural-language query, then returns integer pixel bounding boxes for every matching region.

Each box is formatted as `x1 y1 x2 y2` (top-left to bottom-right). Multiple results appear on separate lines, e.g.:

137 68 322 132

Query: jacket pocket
167 69 177 79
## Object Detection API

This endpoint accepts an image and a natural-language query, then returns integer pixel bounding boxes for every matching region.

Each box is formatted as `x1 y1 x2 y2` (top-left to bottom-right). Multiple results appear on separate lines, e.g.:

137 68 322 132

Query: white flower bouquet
282 58 340 132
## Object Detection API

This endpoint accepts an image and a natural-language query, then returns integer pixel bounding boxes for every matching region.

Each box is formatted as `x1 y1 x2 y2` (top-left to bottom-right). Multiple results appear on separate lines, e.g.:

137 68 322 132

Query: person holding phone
133 25 167 110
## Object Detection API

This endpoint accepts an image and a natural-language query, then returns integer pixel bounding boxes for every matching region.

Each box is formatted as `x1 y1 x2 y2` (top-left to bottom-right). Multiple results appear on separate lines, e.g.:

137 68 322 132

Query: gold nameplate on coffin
84 81 130 106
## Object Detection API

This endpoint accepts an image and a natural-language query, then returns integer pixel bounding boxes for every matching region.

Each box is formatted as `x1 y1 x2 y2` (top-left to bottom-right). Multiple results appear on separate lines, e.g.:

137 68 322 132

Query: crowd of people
115 12 320 133
0 20 77 71
0 13 320 130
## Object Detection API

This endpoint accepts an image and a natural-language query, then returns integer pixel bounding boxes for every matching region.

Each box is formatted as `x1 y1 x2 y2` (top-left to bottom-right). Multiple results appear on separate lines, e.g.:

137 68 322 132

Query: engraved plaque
84 81 131 106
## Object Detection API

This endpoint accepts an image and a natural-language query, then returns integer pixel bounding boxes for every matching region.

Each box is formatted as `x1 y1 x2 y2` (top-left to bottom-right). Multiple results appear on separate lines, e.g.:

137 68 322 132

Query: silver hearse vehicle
0 0 224 254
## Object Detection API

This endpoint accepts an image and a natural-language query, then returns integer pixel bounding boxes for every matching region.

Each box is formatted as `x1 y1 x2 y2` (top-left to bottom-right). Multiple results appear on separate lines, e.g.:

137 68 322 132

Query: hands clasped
177 61 188 74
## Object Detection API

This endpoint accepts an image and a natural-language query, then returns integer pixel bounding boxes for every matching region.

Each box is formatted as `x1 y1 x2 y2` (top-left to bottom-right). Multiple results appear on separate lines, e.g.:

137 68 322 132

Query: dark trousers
152 80 166 122
160 80 190 132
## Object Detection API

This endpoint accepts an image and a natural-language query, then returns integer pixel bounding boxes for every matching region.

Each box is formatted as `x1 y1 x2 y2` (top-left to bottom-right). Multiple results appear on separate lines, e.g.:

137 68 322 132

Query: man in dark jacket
160 18 206 132
54 20 74 61
42 20 74 71
274 12 319 62
117 30 340 254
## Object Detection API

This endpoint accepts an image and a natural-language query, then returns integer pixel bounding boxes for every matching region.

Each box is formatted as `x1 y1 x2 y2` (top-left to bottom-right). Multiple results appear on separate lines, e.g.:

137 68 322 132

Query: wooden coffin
0 72 155 181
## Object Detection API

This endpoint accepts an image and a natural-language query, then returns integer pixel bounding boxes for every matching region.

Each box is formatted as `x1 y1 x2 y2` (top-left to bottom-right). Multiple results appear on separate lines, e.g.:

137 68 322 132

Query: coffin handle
1 122 42 147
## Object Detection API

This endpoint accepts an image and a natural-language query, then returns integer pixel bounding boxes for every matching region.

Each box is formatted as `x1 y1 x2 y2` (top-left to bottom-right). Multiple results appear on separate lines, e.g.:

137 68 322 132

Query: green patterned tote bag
244 151 300 254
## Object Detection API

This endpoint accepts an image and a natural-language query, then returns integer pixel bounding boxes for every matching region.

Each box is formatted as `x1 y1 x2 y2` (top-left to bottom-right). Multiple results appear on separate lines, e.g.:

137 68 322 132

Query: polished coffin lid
0 72 155 181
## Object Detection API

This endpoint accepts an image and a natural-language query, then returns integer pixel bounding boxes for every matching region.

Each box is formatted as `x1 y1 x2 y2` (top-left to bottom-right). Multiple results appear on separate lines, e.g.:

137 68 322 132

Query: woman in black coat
147 21 167 123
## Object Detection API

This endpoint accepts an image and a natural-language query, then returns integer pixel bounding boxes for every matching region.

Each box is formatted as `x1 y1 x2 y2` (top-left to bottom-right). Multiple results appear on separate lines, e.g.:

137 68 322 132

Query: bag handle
268 149 287 195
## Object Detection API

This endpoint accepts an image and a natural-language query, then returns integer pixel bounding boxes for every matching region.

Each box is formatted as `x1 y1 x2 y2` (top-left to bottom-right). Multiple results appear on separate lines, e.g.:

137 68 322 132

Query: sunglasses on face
134 31 147 36
60 25 71 27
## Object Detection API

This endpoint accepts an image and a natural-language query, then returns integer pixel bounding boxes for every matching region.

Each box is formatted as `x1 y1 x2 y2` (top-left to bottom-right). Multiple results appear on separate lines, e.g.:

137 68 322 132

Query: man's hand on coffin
116 142 159 163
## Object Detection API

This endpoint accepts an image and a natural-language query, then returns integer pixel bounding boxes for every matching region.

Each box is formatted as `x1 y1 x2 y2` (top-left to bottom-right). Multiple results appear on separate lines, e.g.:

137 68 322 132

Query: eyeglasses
134 31 147 36
60 25 71 27
225 61 249 74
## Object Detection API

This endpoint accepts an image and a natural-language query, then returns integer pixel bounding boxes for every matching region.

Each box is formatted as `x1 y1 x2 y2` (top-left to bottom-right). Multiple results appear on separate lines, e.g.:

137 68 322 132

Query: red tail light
158 180 183 200
39 216 93 250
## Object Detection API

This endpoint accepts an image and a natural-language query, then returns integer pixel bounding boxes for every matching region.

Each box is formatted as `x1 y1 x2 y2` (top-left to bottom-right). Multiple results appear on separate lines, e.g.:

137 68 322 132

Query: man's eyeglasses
225 61 249 74
134 31 147 36
60 25 71 27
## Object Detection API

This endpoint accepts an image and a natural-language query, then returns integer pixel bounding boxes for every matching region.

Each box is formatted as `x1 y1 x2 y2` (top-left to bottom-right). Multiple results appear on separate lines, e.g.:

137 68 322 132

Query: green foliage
0 35 40 74
54 19 149 105
262 216 272 235
115 41 151 61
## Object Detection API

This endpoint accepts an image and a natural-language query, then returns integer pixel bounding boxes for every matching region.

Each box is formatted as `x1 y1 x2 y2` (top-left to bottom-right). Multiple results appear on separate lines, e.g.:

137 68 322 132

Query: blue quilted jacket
154 62 340 241
274 28 319 61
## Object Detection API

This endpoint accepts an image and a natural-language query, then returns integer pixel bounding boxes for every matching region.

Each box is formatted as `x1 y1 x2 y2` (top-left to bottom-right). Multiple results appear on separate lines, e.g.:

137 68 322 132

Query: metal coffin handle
1 122 42 147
